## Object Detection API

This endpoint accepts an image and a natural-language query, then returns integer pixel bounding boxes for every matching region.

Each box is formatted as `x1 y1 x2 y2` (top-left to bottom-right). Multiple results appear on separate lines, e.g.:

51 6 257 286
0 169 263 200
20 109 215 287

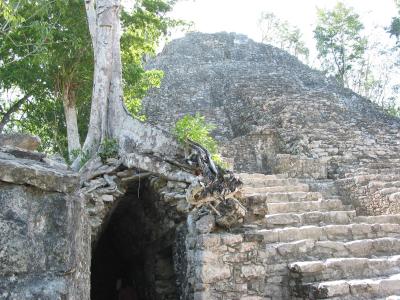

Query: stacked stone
181 161 400 299
142 32 400 215
0 134 90 299
337 171 400 216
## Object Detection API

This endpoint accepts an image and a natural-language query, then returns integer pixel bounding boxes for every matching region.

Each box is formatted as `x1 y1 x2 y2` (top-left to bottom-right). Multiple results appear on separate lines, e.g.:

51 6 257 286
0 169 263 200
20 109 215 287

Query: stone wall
0 146 90 300
220 129 281 173
177 216 287 300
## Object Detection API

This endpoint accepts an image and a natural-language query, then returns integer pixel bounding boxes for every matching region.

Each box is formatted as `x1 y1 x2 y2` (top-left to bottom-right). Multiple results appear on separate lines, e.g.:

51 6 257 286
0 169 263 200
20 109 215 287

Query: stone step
237 173 287 180
297 273 400 299
245 191 322 203
240 178 300 188
368 181 400 192
246 223 400 244
243 184 310 194
350 168 400 177
266 199 345 214
349 174 400 185
289 256 400 283
261 211 357 228
260 238 400 265
354 215 400 224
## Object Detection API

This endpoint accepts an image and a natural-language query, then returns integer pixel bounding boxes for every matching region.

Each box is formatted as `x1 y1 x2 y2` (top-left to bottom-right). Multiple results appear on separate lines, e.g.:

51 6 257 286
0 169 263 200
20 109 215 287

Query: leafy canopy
258 12 309 62
389 0 400 46
121 0 186 120
0 0 93 158
0 0 184 160
314 2 367 86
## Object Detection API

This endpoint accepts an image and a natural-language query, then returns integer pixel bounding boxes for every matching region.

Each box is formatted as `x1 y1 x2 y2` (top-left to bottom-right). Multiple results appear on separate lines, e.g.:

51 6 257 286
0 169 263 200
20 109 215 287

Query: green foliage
258 12 309 62
174 113 218 153
0 0 93 159
174 113 228 168
390 17 400 42
70 148 91 167
389 0 400 48
211 153 229 169
0 0 184 161
385 104 400 118
314 2 367 86
98 138 119 163
123 69 164 121
121 0 187 120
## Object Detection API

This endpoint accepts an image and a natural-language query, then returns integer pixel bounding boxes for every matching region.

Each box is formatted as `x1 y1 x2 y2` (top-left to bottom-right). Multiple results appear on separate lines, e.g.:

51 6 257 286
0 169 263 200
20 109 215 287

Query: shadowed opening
90 181 178 300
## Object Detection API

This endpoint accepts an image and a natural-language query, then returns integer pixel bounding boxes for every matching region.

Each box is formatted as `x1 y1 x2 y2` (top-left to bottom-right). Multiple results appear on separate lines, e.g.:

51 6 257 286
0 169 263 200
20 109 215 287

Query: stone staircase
237 172 400 300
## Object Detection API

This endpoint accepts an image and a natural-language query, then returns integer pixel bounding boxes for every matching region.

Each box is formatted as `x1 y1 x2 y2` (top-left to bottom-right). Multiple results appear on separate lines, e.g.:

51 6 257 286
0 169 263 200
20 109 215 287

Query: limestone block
276 239 315 257
290 261 324 274
0 156 79 193
196 234 221 250
101 194 114 202
241 265 265 279
195 250 220 264
389 192 400 202
223 252 248 263
317 280 350 297
196 264 231 283
240 296 265 300
0 134 40 151
196 214 216 234
221 233 243 245
0 183 90 299
239 242 258 252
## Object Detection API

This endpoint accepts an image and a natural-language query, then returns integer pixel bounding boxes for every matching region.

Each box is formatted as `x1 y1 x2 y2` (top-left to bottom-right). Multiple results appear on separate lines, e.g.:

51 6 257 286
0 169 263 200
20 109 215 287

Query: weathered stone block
0 134 40 151
241 265 265 279
0 182 90 299
196 214 216 234
196 264 231 283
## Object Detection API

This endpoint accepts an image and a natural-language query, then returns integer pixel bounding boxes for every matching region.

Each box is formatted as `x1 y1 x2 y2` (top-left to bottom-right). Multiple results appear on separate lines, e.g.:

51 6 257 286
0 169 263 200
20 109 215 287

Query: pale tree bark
84 0 97 47
73 0 182 170
62 84 81 157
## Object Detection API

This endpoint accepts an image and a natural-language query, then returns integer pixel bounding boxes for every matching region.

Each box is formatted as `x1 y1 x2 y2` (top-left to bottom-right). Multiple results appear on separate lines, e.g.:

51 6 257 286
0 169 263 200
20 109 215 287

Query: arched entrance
90 180 179 300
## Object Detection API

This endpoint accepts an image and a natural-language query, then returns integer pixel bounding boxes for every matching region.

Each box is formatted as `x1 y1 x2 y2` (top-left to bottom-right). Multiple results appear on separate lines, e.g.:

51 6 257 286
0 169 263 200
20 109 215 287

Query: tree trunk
74 0 182 170
62 84 81 157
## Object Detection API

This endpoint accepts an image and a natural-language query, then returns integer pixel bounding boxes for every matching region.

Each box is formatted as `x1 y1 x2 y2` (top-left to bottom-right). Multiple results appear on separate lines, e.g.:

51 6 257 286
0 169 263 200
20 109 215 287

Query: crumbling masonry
1 32 400 299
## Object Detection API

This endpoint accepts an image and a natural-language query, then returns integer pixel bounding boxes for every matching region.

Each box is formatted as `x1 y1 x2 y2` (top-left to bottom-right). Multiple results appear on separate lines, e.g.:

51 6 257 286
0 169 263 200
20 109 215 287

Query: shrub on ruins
174 113 217 153
386 104 400 118
174 113 226 167
98 138 119 163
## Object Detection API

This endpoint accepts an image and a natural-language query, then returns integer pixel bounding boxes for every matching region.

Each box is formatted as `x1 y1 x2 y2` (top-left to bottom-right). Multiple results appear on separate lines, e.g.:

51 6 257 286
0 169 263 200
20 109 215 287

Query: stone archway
89 178 184 300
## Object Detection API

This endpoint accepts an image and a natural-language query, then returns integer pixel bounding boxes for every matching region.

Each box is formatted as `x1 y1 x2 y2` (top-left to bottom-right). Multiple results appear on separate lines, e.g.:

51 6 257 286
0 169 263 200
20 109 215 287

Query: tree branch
0 93 30 133
85 0 97 49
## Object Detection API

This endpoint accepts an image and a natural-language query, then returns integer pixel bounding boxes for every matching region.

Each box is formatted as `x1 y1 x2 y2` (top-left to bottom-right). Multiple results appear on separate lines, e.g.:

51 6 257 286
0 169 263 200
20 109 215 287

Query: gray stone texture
178 172 400 299
3 31 400 300
0 149 90 300
141 32 400 299
142 32 400 215
0 134 41 151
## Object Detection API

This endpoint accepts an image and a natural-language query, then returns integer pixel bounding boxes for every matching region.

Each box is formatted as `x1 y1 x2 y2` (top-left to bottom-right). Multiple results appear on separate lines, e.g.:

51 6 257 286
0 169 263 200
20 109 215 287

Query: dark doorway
90 181 178 300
